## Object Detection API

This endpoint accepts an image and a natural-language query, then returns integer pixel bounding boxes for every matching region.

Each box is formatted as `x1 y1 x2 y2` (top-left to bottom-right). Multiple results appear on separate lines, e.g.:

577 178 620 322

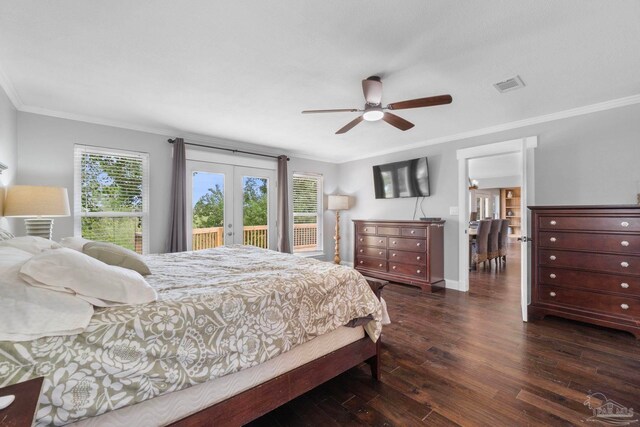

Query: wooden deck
248 244 640 426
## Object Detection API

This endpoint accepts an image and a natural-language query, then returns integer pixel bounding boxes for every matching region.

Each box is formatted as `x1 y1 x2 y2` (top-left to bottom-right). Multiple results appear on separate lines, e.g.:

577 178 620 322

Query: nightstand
0 377 43 427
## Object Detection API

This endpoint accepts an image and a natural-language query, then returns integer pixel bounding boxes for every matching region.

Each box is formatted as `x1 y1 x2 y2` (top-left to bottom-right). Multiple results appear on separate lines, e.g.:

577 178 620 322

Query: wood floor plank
250 244 639 426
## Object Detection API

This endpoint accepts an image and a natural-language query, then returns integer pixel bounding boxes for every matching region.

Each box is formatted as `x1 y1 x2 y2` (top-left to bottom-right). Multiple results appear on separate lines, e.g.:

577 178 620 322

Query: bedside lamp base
24 218 54 240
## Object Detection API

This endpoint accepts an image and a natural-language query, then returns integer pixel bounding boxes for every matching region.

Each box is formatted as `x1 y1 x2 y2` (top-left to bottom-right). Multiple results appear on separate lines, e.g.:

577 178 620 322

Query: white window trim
292 172 323 254
74 144 150 254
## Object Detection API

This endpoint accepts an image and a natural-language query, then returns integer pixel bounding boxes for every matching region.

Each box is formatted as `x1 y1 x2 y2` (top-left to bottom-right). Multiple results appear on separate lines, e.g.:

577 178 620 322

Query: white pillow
60 236 92 252
0 247 94 342
0 236 61 254
19 247 158 307
0 227 15 241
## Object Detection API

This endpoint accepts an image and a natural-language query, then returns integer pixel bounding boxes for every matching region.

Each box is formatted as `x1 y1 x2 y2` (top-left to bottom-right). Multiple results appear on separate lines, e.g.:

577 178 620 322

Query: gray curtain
277 155 291 253
168 138 187 252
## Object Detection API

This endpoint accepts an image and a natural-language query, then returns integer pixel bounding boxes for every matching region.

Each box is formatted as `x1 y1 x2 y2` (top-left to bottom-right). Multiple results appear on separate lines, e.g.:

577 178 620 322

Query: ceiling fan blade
362 76 383 105
382 112 414 131
336 116 364 134
386 94 452 110
302 108 359 114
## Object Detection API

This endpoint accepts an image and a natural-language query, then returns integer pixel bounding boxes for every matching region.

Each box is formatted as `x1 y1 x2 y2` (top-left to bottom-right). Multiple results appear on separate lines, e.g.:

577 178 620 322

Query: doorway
457 137 537 321
186 161 277 250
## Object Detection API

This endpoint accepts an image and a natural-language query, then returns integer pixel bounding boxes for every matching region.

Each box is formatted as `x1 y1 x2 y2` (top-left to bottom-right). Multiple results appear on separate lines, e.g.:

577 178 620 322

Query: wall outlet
449 206 459 216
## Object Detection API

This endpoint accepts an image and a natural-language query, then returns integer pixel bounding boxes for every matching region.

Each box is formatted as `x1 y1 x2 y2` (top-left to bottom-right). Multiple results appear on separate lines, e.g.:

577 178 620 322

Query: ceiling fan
302 76 452 134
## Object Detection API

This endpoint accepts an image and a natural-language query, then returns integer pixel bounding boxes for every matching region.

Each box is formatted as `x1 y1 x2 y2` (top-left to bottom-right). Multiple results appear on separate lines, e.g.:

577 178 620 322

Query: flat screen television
373 157 430 199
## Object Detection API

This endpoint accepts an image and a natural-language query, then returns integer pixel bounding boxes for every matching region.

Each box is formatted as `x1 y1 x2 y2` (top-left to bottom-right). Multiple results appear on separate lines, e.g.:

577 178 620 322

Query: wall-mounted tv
373 157 430 199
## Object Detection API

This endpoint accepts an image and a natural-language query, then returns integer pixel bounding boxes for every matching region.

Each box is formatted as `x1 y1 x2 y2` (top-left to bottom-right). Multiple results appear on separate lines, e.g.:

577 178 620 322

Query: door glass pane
192 171 225 250
242 176 268 248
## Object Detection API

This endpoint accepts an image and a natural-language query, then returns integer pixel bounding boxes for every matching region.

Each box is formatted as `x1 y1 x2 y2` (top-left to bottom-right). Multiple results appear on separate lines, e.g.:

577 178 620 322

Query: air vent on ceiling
494 75 525 93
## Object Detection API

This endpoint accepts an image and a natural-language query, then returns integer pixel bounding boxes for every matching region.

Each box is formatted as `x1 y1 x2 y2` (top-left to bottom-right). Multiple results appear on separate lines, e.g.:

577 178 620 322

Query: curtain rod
167 139 289 161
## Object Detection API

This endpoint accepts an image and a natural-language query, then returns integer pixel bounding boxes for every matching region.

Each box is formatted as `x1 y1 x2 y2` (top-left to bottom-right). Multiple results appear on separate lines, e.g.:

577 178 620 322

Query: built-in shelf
501 187 521 238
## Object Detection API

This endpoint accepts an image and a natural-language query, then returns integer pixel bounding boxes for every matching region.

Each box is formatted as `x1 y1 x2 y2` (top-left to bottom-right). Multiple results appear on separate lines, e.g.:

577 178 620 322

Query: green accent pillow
82 241 151 276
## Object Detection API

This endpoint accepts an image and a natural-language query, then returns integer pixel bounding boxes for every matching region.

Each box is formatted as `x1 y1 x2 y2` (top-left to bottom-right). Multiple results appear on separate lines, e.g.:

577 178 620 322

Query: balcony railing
190 224 318 251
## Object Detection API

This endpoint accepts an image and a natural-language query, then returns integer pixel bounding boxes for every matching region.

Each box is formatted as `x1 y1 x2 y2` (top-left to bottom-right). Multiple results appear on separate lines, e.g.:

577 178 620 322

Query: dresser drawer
538 231 640 254
356 246 386 259
388 249 425 265
539 267 640 297
389 262 426 279
356 257 387 271
539 249 640 276
388 237 427 252
378 226 401 236
357 224 376 235
357 235 386 248
539 216 640 232
539 285 640 317
401 227 427 238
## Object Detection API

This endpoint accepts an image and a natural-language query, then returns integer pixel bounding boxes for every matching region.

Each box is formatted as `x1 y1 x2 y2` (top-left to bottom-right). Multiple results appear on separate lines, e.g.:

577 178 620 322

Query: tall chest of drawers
353 220 445 292
529 205 640 338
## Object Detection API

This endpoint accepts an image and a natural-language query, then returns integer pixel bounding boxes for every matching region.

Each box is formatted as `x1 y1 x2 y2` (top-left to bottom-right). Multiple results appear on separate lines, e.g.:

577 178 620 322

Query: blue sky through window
192 172 224 207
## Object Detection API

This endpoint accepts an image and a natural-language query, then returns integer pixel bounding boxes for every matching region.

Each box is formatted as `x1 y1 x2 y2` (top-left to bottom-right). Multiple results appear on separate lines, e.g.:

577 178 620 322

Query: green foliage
242 177 267 226
80 153 144 252
193 184 224 228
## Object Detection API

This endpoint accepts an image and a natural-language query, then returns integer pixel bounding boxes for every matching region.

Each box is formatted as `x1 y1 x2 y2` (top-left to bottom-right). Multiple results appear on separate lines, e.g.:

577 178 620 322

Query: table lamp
3 185 70 239
327 195 350 264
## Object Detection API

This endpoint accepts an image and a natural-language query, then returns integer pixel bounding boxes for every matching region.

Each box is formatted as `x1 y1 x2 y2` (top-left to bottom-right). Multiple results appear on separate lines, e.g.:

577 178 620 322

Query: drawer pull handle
359 249 363 253
379 240 384 243
621 221 630 228
379 251 383 255
417 269 421 274
550 220 557 225
550 237 557 242
411 230 415 234
621 283 630 289
392 253 396 257
621 240 630 247
378 263 383 267
550 273 557 279
417 242 421 247
364 228 368 231
621 303 629 310
392 241 397 244
621 261 629 268
549 292 556 297
392 266 397 270
359 238 363 242
417 256 421 260
549 255 556 261
359 260 363 264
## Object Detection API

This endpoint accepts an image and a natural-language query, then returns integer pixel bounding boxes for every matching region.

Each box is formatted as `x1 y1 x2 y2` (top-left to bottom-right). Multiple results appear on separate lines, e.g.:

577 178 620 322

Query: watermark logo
584 392 638 426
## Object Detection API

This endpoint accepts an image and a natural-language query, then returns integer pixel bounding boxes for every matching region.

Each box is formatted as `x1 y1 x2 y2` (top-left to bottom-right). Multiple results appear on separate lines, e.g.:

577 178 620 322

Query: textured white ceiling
1 1 639 162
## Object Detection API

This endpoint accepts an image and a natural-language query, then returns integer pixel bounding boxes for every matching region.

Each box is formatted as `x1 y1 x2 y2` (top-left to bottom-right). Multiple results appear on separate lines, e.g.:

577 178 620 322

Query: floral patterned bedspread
0 245 382 426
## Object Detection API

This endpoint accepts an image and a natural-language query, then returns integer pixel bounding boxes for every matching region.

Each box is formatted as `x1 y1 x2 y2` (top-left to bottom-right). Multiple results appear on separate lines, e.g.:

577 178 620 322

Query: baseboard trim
445 279 461 291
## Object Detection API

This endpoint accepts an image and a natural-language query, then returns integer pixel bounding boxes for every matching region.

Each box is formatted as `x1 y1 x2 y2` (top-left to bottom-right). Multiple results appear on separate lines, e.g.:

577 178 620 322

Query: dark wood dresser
529 205 640 338
353 219 445 292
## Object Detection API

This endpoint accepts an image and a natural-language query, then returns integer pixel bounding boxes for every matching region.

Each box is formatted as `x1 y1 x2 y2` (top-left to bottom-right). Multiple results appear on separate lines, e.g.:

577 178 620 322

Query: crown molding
336 93 640 163
0 61 23 109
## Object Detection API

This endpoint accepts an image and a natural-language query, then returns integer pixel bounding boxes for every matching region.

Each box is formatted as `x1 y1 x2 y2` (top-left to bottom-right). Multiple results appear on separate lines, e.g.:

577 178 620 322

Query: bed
0 245 385 426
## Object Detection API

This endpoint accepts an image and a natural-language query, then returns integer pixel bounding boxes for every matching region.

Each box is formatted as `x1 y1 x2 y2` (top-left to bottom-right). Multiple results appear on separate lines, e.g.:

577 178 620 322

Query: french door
186 161 276 250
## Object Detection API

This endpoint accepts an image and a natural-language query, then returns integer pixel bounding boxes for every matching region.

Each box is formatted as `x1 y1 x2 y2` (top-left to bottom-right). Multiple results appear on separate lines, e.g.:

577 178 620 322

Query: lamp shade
327 195 349 211
3 185 70 217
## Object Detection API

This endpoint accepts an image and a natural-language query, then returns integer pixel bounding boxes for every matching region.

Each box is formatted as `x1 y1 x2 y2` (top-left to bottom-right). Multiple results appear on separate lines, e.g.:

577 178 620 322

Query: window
292 173 323 253
74 145 149 254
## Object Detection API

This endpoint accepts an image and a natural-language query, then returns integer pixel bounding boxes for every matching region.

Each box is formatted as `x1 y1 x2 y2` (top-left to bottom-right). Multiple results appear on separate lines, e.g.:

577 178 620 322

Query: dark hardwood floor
249 245 640 426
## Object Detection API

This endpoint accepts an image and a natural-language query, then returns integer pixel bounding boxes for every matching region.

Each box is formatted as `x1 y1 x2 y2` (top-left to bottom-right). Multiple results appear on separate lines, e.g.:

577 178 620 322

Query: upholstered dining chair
488 219 501 268
471 219 491 270
498 219 510 265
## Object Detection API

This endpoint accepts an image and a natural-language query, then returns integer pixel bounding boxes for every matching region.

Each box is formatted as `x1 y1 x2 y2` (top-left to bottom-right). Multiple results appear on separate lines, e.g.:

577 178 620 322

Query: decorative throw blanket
0 246 382 426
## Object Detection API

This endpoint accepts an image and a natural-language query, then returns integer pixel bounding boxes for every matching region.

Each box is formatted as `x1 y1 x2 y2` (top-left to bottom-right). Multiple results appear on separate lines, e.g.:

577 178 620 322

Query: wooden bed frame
169 277 386 427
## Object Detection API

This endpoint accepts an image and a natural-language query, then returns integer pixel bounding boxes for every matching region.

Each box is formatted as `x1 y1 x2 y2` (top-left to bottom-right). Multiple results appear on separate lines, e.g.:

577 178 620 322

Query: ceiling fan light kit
302 75 452 134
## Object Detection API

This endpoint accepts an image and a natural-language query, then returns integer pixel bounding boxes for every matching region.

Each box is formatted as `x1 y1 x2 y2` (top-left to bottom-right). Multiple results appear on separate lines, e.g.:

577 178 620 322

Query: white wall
16 112 339 259
338 102 640 282
0 85 17 232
